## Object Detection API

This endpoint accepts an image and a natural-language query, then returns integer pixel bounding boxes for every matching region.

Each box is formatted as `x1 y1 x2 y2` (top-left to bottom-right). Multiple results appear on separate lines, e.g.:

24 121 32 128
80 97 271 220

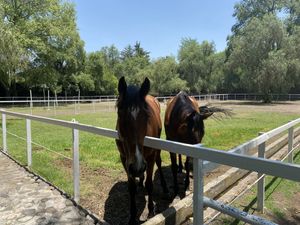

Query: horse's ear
140 77 150 98
118 76 127 96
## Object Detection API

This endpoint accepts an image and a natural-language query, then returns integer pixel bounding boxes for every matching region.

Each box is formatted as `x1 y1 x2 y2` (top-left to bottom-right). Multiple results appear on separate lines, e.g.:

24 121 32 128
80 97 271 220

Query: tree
0 18 27 96
0 0 85 96
178 38 218 93
100 45 120 68
116 42 150 84
85 51 118 95
232 0 287 34
146 56 187 95
227 14 292 102
76 72 95 95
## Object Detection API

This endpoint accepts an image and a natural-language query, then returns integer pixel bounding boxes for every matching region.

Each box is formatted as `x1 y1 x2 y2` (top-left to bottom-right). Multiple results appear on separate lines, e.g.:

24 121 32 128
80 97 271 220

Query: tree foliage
0 0 85 96
147 57 187 95
178 38 218 93
227 0 300 102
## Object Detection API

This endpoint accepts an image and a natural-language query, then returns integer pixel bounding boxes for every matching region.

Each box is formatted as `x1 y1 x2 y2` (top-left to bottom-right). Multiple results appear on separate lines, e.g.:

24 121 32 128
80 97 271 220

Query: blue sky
71 0 238 59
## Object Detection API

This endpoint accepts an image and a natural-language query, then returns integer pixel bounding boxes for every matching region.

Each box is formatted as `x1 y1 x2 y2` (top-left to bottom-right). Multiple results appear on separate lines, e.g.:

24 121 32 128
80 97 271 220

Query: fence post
288 127 294 163
193 157 204 225
257 132 265 213
26 119 32 167
72 119 80 203
2 113 7 153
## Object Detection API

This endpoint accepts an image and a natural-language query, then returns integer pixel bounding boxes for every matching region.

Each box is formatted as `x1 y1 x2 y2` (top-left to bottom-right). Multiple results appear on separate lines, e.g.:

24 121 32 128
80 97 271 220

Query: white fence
0 109 300 225
1 93 300 117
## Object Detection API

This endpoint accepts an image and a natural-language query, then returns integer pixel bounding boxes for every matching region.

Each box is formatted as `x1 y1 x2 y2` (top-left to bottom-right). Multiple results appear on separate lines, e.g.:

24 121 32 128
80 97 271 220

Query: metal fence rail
0 109 299 225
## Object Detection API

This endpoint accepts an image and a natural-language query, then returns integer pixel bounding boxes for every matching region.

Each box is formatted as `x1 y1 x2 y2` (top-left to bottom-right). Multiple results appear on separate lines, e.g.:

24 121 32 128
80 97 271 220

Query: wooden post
193 157 204 225
288 127 294 163
72 119 80 203
26 119 32 167
257 132 265 213
2 113 7 153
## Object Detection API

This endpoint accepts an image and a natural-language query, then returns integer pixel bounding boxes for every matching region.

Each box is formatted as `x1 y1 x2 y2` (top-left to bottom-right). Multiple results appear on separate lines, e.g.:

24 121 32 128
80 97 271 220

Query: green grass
0 103 299 200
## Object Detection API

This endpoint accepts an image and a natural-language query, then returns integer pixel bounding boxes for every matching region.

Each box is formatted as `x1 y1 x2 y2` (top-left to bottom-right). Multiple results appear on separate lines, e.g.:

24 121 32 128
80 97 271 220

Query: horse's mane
169 91 196 122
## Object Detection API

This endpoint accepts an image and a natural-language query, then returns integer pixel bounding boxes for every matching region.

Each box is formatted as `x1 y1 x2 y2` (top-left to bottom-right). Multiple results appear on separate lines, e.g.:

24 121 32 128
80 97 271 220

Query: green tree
1 0 85 96
0 18 27 95
232 0 287 34
227 15 292 102
85 51 117 95
178 38 217 93
146 56 187 95
76 72 95 95
116 42 150 84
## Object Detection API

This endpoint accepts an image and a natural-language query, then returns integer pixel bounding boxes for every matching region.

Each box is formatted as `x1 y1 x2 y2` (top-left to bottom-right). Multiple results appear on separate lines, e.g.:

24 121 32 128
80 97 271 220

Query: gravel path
0 152 100 225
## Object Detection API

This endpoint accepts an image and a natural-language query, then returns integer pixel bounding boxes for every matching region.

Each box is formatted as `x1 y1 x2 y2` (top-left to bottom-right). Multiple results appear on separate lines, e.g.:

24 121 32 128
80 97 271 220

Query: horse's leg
155 151 168 193
145 154 155 218
139 174 144 187
178 154 183 173
184 156 190 193
116 140 128 173
128 176 138 225
170 152 178 195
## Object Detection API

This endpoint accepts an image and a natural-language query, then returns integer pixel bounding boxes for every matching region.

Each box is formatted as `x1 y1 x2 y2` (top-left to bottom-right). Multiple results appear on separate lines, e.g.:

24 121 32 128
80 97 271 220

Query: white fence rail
0 109 300 225
1 93 300 103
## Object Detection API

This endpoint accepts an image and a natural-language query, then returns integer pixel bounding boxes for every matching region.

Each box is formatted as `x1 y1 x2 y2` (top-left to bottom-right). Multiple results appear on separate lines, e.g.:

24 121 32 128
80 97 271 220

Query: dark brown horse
116 77 168 225
164 91 229 195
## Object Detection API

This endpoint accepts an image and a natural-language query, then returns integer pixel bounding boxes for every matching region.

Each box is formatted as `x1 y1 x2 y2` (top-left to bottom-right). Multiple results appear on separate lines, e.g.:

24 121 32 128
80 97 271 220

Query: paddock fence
0 109 300 225
0 93 299 116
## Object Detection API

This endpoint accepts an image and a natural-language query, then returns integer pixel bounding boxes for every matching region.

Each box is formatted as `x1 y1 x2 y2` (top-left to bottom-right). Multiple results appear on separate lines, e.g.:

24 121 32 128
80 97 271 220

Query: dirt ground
209 100 300 114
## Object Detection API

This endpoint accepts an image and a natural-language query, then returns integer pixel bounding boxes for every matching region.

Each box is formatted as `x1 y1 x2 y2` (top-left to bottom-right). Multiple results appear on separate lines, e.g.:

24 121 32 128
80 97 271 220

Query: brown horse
164 91 229 195
116 77 168 225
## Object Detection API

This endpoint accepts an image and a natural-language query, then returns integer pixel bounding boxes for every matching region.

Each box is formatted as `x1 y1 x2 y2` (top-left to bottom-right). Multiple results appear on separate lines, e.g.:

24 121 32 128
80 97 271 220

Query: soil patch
55 157 230 224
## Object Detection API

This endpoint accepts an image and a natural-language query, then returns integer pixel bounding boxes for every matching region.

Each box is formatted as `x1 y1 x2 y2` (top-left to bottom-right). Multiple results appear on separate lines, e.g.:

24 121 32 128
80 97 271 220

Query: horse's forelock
117 85 149 118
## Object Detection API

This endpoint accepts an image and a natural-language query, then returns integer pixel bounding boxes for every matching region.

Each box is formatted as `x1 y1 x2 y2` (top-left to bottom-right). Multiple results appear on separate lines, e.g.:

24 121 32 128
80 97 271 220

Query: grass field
0 100 299 221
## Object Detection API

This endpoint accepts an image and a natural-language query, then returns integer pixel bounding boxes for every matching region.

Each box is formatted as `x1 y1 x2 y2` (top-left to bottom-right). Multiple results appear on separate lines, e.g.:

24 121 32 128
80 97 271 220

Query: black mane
169 91 196 122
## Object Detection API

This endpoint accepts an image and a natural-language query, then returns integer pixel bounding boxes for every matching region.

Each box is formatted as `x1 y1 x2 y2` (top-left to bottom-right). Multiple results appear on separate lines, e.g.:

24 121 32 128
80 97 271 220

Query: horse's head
116 76 150 178
177 110 211 144
178 105 230 144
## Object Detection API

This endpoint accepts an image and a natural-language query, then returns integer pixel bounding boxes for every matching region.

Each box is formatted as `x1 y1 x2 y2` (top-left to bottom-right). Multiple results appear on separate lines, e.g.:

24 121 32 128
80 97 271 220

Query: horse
115 76 168 225
164 91 230 195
